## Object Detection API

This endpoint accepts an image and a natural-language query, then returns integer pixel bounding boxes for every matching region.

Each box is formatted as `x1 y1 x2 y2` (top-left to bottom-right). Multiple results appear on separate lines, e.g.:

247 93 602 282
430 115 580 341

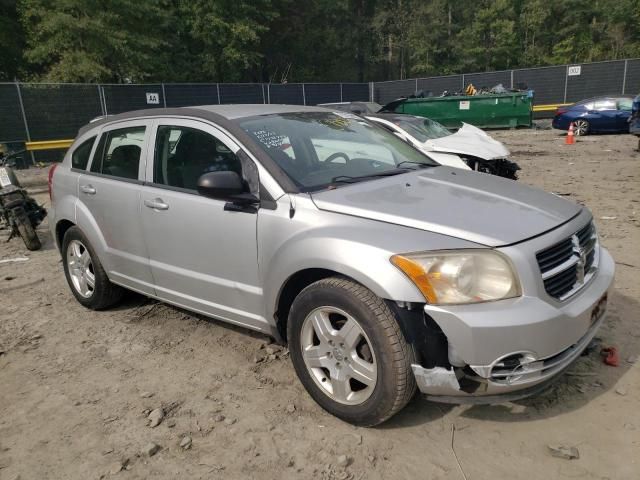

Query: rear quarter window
71 136 96 170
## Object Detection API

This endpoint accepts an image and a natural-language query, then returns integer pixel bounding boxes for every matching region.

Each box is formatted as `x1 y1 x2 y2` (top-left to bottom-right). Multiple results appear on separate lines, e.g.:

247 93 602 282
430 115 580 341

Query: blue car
552 96 634 136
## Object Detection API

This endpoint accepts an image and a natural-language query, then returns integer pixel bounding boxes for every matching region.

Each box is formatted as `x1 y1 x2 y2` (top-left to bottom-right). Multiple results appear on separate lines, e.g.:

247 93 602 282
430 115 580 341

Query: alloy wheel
300 306 377 405
66 240 95 298
573 120 589 136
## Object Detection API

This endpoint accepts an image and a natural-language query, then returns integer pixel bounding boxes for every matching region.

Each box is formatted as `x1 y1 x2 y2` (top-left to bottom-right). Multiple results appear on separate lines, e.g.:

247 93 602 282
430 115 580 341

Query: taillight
48 163 59 200
556 108 568 116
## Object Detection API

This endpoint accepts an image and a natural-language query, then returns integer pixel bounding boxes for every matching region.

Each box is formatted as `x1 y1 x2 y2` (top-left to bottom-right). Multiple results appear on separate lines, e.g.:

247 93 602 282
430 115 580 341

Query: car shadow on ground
381 290 638 428
110 290 274 343
101 283 638 430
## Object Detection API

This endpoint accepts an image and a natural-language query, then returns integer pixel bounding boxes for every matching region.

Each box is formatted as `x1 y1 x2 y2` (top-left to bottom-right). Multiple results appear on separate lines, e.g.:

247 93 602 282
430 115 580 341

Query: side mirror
197 171 257 205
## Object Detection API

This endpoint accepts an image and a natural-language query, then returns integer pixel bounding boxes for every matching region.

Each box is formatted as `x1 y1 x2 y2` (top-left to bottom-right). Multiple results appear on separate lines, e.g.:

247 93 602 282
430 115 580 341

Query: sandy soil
1 127 639 480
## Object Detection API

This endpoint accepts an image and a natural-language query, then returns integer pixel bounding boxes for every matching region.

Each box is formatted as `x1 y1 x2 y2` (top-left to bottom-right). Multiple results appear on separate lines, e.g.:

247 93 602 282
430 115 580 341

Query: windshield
394 117 452 142
239 112 438 191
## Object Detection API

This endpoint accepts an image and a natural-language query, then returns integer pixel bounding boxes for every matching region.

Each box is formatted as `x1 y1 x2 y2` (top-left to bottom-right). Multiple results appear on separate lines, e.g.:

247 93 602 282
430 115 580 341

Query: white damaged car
365 113 520 179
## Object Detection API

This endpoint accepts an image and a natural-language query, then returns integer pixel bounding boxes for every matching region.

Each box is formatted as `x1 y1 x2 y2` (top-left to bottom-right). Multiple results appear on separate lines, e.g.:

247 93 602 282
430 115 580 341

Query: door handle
144 198 169 211
80 185 96 195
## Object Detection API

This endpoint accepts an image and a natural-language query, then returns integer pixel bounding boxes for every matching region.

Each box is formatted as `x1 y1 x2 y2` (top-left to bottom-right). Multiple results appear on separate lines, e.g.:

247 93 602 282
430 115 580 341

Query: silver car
49 105 614 426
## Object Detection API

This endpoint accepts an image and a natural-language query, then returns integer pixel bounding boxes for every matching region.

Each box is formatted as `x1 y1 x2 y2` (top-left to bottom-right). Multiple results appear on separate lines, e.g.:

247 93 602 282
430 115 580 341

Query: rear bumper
413 247 614 402
551 116 565 130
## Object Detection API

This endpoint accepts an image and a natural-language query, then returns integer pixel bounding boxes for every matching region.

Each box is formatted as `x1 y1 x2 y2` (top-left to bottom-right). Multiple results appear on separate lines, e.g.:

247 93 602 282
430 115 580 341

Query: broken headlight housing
391 249 521 305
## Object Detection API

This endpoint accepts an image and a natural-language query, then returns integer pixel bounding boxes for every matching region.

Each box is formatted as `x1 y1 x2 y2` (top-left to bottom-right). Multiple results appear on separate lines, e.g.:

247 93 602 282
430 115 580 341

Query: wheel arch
274 268 354 341
55 219 76 252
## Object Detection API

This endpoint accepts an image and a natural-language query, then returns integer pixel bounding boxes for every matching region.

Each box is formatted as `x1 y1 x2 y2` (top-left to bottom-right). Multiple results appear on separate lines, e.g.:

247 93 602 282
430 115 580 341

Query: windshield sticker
253 129 289 149
320 117 350 129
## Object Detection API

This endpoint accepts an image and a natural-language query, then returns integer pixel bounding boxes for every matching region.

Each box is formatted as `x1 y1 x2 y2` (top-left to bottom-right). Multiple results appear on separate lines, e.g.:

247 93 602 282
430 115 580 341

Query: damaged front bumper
411 247 614 404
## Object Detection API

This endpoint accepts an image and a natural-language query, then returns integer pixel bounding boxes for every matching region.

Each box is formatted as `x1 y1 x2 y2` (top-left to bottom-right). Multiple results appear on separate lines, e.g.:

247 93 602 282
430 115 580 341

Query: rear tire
287 277 416 426
13 208 41 250
62 226 124 310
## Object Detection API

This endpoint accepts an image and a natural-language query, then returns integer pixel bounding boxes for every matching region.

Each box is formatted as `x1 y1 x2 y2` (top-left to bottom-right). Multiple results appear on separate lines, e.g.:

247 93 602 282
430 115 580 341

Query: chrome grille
536 221 598 300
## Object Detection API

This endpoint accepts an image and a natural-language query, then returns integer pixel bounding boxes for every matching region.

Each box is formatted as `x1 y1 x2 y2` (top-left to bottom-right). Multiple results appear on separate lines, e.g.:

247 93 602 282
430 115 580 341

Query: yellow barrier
532 103 572 112
25 139 74 151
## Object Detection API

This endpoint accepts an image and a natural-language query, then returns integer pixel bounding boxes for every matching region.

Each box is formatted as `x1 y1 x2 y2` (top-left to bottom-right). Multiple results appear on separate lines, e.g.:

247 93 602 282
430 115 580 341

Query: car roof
77 104 332 138
366 113 424 122
76 104 334 194
574 95 634 105
318 101 382 113
194 104 330 119
90 104 330 124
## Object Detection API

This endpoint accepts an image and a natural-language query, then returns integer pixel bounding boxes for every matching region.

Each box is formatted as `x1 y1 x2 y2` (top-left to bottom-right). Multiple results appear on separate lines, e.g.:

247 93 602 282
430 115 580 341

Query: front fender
259 195 481 323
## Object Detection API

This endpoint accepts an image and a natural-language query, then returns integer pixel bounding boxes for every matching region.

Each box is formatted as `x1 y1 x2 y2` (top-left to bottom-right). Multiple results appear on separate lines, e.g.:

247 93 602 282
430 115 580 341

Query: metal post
267 83 271 104
261 84 266 104
161 83 167 107
622 59 628 94
340 83 343 102
461 74 465 91
100 85 108 115
15 82 35 165
302 83 306 105
415 78 418 95
216 83 221 104
97 85 105 116
369 82 374 102
563 65 569 103
510 70 514 89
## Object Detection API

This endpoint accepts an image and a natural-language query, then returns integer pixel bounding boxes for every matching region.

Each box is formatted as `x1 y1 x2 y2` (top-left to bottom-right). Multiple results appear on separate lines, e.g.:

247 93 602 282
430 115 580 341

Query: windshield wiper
395 160 437 169
331 169 410 184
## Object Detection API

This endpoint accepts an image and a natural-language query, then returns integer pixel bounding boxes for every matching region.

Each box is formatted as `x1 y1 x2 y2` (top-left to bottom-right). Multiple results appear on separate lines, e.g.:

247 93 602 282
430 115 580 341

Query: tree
178 0 280 82
20 0 173 82
407 0 458 76
0 0 25 80
453 0 518 72
9 0 640 83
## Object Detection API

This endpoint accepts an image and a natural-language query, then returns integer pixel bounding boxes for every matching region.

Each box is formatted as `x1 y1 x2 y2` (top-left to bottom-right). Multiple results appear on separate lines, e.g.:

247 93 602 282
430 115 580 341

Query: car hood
310 167 581 247
425 123 510 160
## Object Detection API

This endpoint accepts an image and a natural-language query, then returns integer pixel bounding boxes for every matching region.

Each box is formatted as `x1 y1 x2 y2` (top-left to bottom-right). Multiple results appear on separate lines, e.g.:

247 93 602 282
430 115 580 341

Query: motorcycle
0 161 47 251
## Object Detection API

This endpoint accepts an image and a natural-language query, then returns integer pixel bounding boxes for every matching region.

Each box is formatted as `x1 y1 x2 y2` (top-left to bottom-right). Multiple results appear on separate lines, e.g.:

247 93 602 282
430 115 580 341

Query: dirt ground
1 126 639 480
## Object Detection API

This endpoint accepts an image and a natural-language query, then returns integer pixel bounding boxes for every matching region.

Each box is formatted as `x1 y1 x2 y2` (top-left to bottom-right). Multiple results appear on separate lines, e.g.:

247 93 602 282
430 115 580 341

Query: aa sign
146 92 160 104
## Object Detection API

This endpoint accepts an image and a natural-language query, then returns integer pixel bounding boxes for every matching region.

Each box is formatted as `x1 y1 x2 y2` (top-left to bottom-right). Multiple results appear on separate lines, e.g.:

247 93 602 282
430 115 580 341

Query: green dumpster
384 93 533 129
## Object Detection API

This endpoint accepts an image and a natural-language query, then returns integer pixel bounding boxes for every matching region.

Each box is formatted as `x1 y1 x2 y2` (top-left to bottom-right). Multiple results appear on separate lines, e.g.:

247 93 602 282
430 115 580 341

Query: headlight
391 250 521 305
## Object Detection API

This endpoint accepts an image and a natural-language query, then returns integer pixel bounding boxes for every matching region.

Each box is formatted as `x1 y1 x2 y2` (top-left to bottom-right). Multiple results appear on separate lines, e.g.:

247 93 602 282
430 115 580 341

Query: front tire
288 277 416 426
573 119 589 136
62 226 123 309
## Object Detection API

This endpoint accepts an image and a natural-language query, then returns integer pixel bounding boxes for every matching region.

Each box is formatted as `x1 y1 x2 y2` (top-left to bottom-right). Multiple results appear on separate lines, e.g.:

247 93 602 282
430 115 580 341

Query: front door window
153 125 244 191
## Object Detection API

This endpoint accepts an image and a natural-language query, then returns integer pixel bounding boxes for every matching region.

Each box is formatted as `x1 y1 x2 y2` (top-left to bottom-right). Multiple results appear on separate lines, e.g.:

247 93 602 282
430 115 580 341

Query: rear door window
153 125 244 191
71 136 96 170
90 126 146 180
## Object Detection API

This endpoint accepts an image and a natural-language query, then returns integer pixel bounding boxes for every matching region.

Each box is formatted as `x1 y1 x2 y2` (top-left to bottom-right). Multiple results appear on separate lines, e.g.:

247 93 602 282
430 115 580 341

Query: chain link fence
0 81 371 149
1 58 638 158
373 58 640 109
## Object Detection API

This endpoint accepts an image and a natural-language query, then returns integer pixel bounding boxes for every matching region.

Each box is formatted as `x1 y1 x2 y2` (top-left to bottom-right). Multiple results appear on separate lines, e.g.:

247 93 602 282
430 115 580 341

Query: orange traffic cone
565 122 575 145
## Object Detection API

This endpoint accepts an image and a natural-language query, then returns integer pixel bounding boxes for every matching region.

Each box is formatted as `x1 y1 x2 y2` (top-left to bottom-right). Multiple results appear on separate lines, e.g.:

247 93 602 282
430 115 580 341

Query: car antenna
289 195 296 219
